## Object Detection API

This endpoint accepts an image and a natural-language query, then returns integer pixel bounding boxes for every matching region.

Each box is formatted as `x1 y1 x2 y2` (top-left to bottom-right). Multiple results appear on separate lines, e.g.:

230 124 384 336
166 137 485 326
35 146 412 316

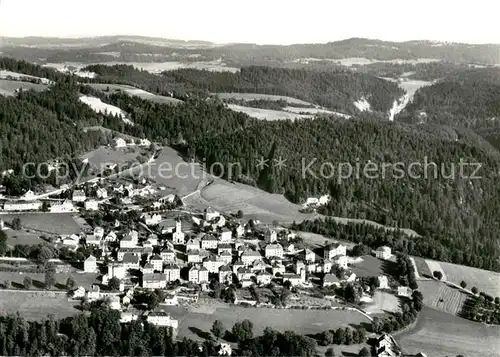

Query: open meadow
0 271 99 290
0 213 81 235
397 307 500 357
0 290 79 320
3 229 45 246
363 291 400 315
81 146 150 170
350 255 384 277
216 93 314 106
227 104 314 121
418 280 469 315
0 79 48 96
163 305 371 340
425 259 500 297
88 83 182 105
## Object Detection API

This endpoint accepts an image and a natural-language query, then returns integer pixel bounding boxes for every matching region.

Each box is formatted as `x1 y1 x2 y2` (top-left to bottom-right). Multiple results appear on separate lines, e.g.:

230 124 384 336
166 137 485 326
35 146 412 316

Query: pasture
412 256 432 278
227 104 314 121
417 280 469 315
363 291 400 315
350 255 384 277
81 146 148 171
425 260 500 297
88 83 182 105
397 307 500 357
0 213 81 235
283 106 351 118
197 179 314 224
0 290 79 320
163 305 371 340
3 229 45 246
216 92 314 106
0 79 47 96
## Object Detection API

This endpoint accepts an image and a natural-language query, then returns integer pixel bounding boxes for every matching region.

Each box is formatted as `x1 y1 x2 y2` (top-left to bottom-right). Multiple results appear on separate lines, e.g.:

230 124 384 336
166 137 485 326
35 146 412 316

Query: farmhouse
113 137 127 148
50 200 77 213
324 243 347 260
83 255 98 273
378 276 389 289
62 235 79 249
3 200 42 211
142 273 167 289
265 243 284 259
375 246 392 260
398 286 412 298
146 311 178 332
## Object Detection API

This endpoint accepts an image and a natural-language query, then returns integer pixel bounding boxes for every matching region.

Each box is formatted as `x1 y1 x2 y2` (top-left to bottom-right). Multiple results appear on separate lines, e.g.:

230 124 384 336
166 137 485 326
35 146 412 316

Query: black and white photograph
0 0 499 356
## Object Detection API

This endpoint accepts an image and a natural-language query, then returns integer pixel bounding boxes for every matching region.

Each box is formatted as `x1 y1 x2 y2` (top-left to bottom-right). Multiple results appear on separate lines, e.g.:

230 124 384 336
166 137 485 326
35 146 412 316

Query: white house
324 243 347 260
142 263 154 275
94 226 105 239
3 200 42 211
108 263 126 279
282 273 301 286
142 273 167 289
204 207 220 221
150 255 164 272
72 190 86 202
85 234 101 247
120 231 139 248
50 200 77 213
398 286 412 298
318 194 331 205
218 251 232 265
256 271 272 285
85 200 99 211
219 228 232 243
304 248 315 262
378 276 389 289
333 255 348 269
375 246 392 260
187 250 202 264
62 235 80 249
86 284 100 302
201 234 218 250
218 343 232 356
323 274 340 287
164 264 181 282
235 223 245 238
83 255 98 273
203 256 225 273
143 213 162 226
113 137 127 148
188 265 209 284
160 248 176 263
265 244 284 259
105 231 118 242
241 250 262 266
147 311 178 331
219 265 233 284
186 238 201 251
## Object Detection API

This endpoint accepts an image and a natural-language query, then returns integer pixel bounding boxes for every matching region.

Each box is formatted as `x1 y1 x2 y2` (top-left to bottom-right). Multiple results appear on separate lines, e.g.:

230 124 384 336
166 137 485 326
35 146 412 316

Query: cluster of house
112 137 151 148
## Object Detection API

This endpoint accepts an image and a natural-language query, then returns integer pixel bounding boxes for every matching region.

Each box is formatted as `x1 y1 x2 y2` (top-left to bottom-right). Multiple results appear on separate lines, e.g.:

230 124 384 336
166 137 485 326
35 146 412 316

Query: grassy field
216 93 314 106
425 259 500 297
363 291 400 315
418 280 469 315
227 104 314 121
0 271 99 290
163 305 371 340
0 79 48 96
81 146 149 170
0 290 79 320
350 255 384 277
197 180 314 224
4 229 45 246
412 256 432 278
88 83 182 105
397 307 500 357
1 214 81 235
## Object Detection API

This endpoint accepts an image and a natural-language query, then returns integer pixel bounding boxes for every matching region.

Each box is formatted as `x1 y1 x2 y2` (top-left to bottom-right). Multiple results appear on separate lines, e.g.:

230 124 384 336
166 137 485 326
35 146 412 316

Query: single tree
325 347 335 357
23 276 32 289
460 280 467 289
66 276 76 291
108 277 121 291
495 297 500 305
11 217 22 230
4 280 11 289
236 210 244 219
211 320 225 340
45 263 56 289
471 286 478 294
322 330 333 346
433 270 443 280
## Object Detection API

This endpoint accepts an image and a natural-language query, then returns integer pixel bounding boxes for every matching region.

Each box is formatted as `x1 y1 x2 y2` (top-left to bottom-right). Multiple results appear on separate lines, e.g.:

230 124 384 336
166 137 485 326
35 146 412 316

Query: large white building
83 255 98 273
142 273 167 289
324 243 347 260
3 200 42 211
265 244 284 259
85 200 99 211
375 246 392 260
164 264 181 282
72 190 86 202
50 200 77 213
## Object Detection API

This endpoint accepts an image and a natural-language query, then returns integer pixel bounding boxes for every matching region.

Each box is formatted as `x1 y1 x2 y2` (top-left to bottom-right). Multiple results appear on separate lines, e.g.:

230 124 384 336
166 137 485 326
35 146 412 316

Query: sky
0 0 499 45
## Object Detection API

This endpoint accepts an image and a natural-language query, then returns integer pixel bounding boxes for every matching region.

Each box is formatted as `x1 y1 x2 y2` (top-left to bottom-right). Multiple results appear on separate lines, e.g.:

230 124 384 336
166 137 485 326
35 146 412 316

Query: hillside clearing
216 92 314 106
0 70 51 83
88 83 182 105
79 95 134 125
428 260 500 297
363 291 400 315
0 290 79 320
163 305 371 340
0 79 47 96
227 104 314 121
397 307 500 357
0 213 81 235
283 106 351 118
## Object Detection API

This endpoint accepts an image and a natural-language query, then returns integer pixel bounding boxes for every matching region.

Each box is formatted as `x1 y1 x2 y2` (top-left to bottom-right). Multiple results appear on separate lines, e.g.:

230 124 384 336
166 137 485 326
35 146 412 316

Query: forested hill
397 68 500 148
84 65 404 114
183 117 500 271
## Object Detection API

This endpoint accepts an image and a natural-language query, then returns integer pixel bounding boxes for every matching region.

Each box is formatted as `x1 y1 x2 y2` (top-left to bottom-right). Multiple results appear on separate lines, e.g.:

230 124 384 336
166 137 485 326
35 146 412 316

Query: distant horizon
0 0 498 45
1 34 499 47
